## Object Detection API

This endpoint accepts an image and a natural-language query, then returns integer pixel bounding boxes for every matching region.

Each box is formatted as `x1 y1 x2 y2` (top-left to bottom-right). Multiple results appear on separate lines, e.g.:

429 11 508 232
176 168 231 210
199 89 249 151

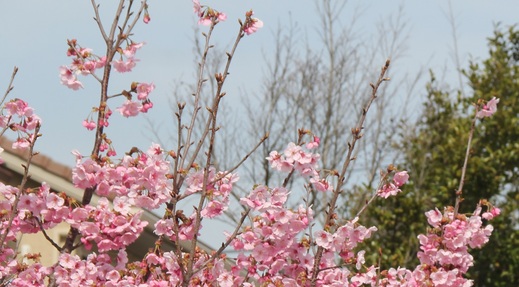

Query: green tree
361 25 519 286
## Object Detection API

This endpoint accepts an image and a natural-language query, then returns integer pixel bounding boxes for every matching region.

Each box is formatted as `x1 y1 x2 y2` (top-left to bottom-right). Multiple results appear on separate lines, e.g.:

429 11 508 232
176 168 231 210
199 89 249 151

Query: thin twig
35 218 62 251
191 209 251 275
453 110 478 217
0 67 18 106
177 27 215 174
90 0 109 41
354 176 387 218
184 20 249 286
310 60 391 286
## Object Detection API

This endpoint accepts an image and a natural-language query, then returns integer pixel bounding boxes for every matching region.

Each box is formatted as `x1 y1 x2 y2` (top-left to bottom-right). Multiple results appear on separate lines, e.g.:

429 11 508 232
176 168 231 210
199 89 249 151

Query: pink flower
46 193 65 209
218 13 227 22
425 208 443 227
192 0 202 15
306 136 320 149
377 183 401 198
59 66 83 90
12 137 30 150
310 177 333 192
123 42 145 58
491 206 501 217
482 206 501 220
111 58 138 73
193 0 226 26
136 82 155 100
140 101 152 112
356 250 366 270
82 119 96 130
243 11 263 35
198 17 212 26
117 100 142 117
476 97 499 118
393 170 409 187
201 200 226 218
5 99 29 116
143 13 151 24
315 230 333 249
107 148 116 157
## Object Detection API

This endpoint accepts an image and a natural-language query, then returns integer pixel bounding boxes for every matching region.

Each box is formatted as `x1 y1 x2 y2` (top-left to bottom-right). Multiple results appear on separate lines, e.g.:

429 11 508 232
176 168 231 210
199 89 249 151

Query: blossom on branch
376 170 409 198
59 66 83 90
111 42 144 73
476 97 499 118
192 0 226 26
243 10 263 35
117 100 142 117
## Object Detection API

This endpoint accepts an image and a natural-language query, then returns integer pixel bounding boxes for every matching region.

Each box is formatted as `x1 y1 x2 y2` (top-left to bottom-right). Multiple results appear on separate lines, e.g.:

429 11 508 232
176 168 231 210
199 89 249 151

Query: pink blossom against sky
0 0 515 251
0 1 517 166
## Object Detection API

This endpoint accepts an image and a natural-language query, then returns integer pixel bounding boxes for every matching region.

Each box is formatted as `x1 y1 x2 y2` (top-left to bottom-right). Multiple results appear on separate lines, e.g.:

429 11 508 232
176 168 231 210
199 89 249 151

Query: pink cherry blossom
306 135 320 149
393 170 409 187
377 182 401 198
192 0 202 15
136 82 155 100
59 66 84 90
476 97 499 118
143 13 151 23
243 10 263 35
117 100 142 117
315 230 333 249
82 119 96 130
12 137 31 150
111 58 138 73
192 0 226 26
123 42 145 58
425 207 443 227
310 176 333 192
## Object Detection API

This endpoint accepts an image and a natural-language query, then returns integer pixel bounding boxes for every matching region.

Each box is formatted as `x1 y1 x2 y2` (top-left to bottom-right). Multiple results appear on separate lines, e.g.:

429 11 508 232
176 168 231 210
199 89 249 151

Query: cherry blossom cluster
376 170 409 198
66 197 147 252
154 168 239 241
476 97 499 119
0 183 67 280
59 39 107 90
243 10 264 35
72 143 171 210
53 250 128 286
192 0 227 26
0 0 501 285
111 43 156 118
60 39 155 124
0 98 41 152
2 261 50 287
112 42 144 73
266 137 334 192
377 204 499 286
82 105 113 132
0 118 500 287
229 136 383 285
55 249 225 286
116 81 155 118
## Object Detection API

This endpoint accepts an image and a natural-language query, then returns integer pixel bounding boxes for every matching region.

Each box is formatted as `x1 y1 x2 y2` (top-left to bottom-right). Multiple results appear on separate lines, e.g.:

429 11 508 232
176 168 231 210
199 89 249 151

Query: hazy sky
1 0 518 166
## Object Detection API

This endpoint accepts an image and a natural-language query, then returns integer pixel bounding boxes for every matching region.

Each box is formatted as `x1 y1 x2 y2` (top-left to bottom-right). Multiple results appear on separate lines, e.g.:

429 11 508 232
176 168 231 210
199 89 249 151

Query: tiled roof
0 136 72 182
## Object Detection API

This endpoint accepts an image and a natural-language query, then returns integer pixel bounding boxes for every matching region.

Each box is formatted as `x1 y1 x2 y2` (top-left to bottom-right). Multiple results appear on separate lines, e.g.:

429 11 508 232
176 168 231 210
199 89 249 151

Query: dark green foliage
359 25 519 286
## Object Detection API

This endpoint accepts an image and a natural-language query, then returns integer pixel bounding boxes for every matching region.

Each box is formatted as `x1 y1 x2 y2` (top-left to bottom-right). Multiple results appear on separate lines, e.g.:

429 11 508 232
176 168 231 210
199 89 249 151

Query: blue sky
1 0 518 166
